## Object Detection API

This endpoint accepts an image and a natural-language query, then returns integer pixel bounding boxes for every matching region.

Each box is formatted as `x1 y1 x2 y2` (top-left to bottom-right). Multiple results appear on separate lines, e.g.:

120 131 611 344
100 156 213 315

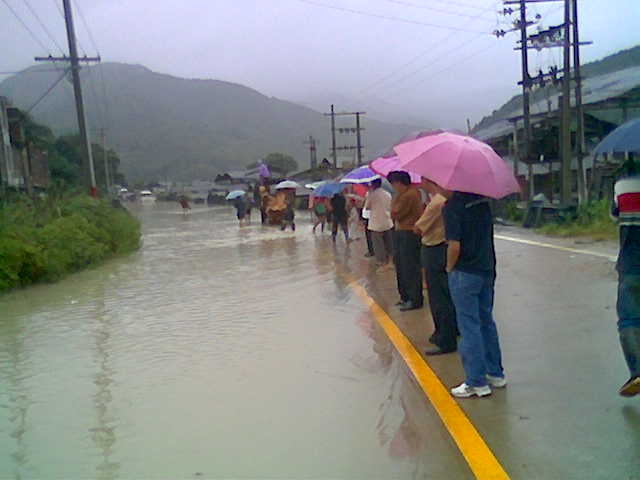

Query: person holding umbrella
394 132 519 398
611 158 640 397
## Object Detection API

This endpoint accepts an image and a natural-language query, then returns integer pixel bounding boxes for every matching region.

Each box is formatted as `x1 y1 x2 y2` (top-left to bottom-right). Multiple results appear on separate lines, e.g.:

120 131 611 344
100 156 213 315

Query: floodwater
0 204 464 480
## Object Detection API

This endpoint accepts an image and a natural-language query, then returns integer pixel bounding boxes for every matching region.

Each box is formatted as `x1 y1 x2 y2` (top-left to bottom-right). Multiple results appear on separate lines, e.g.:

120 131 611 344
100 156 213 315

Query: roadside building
473 66 640 201
0 97 50 192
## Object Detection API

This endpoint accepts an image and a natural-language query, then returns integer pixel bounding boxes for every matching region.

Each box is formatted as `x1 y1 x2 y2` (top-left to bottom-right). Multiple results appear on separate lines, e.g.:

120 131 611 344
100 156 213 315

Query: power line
21 0 65 54
1 0 51 53
358 3 496 96
294 0 492 34
72 0 99 54
24 67 70 114
395 33 494 92
51 0 64 19
375 0 495 21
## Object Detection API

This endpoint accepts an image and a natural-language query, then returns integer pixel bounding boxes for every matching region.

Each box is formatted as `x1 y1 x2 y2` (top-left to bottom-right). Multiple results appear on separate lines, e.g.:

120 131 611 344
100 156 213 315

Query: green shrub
538 199 617 240
0 194 141 292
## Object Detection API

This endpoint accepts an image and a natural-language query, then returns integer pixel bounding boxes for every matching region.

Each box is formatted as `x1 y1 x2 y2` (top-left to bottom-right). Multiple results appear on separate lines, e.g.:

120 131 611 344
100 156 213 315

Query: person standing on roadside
364 178 393 267
612 159 640 397
389 171 424 312
442 189 505 398
414 178 458 355
330 192 349 243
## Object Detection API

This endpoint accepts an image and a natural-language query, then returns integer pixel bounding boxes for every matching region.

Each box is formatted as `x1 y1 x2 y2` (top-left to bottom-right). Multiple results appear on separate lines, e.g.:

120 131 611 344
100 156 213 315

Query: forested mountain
0 63 417 181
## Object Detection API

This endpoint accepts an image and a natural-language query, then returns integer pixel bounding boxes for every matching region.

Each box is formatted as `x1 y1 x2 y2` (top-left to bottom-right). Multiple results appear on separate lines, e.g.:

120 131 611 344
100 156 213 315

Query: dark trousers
422 243 458 350
363 219 374 255
393 230 423 306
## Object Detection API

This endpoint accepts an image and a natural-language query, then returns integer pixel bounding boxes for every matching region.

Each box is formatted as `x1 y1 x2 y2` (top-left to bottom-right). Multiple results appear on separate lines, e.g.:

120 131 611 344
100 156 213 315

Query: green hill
0 63 416 182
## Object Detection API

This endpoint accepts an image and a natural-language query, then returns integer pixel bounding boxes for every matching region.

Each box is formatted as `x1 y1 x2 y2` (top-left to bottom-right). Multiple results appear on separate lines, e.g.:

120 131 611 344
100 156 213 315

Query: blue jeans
448 269 504 387
617 273 640 331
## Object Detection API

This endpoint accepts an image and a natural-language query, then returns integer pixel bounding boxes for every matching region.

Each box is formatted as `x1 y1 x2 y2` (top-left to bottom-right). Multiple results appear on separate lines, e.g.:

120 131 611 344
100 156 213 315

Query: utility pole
355 112 363 166
35 0 100 195
100 128 111 193
519 0 533 173
572 0 587 204
560 0 572 205
303 135 318 169
324 104 338 168
324 106 366 168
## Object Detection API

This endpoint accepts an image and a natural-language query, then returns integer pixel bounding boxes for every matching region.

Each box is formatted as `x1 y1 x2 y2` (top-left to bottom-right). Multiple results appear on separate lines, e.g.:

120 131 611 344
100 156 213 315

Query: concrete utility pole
100 128 111 192
303 135 318 169
324 104 338 168
35 0 100 195
572 0 587 204
324 106 366 168
560 0 572 206
519 0 532 171
355 112 363 166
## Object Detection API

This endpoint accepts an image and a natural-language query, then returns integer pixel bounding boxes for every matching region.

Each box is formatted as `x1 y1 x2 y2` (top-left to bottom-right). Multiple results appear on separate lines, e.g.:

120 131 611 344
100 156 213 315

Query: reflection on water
0 204 454 479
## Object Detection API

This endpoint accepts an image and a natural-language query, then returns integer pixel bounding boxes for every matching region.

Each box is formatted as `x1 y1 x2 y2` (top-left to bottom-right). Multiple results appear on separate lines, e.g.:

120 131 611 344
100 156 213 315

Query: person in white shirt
363 178 394 266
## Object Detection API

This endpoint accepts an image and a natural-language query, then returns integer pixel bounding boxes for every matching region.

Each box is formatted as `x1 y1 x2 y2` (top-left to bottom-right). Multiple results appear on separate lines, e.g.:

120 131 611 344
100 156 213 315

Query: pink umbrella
394 132 520 199
370 156 422 184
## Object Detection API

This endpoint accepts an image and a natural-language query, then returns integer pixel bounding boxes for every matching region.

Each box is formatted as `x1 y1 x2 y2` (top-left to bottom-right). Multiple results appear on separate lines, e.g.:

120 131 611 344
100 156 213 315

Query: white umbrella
275 180 301 190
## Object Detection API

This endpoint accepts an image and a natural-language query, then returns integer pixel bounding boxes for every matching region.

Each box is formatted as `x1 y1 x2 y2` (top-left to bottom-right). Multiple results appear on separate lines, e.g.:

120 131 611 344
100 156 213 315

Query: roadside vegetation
0 192 140 292
538 199 617 240
0 112 140 293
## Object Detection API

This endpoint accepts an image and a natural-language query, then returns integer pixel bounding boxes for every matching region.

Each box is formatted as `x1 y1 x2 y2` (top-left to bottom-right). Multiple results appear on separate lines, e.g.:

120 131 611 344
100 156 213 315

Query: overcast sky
1 0 639 128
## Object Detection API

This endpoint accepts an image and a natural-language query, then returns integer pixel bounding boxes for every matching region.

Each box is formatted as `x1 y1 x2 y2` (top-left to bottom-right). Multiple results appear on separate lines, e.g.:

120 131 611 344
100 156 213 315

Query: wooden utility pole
572 0 587 204
560 0 572 205
35 0 100 195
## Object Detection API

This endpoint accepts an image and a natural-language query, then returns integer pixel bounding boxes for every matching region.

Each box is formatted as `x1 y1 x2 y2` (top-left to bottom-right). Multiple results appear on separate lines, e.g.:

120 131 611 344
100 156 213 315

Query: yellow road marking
347 279 510 480
495 234 617 262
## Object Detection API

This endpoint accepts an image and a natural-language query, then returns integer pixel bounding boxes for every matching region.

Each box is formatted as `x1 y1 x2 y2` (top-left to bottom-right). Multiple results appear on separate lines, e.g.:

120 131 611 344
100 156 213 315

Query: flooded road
0 204 467 479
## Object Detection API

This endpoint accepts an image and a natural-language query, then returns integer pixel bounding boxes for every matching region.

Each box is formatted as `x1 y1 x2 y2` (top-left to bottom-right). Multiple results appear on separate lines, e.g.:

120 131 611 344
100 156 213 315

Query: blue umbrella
225 190 245 200
314 182 346 198
340 166 380 184
594 118 640 155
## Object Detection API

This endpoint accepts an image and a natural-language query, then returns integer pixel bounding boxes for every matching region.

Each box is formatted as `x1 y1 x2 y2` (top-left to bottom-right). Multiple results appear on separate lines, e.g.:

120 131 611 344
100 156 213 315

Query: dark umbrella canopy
594 118 640 155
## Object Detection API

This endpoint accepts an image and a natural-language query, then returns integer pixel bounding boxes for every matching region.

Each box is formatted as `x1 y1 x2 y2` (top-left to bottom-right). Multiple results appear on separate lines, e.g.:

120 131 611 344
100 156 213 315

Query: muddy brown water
0 204 464 480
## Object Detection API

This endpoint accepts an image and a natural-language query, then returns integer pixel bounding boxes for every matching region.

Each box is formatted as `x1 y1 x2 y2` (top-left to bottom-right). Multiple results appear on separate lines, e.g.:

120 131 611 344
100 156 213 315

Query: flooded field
0 204 466 479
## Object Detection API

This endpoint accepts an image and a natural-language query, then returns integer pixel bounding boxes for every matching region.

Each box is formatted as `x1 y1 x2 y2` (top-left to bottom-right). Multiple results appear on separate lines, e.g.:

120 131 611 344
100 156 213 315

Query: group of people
310 192 356 242
356 171 505 398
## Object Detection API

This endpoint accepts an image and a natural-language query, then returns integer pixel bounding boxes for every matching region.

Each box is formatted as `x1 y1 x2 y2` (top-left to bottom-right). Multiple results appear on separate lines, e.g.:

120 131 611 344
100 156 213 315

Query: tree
248 153 298 176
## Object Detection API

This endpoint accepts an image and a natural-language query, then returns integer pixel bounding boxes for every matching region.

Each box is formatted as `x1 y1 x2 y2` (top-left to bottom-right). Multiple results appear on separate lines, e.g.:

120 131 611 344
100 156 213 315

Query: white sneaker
486 375 507 388
451 382 492 398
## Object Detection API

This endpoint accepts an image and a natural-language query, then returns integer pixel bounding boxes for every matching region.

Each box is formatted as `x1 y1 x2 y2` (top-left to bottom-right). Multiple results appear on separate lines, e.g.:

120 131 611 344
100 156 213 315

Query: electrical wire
388 40 501 98
72 0 100 55
24 68 70 114
375 0 495 21
392 32 490 90
1 0 51 52
358 2 496 96
21 0 65 55
51 0 64 19
294 0 491 34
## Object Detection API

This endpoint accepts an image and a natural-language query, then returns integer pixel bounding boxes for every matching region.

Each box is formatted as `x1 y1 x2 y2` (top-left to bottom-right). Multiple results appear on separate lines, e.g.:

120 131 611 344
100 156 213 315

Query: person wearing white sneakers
442 189 507 398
